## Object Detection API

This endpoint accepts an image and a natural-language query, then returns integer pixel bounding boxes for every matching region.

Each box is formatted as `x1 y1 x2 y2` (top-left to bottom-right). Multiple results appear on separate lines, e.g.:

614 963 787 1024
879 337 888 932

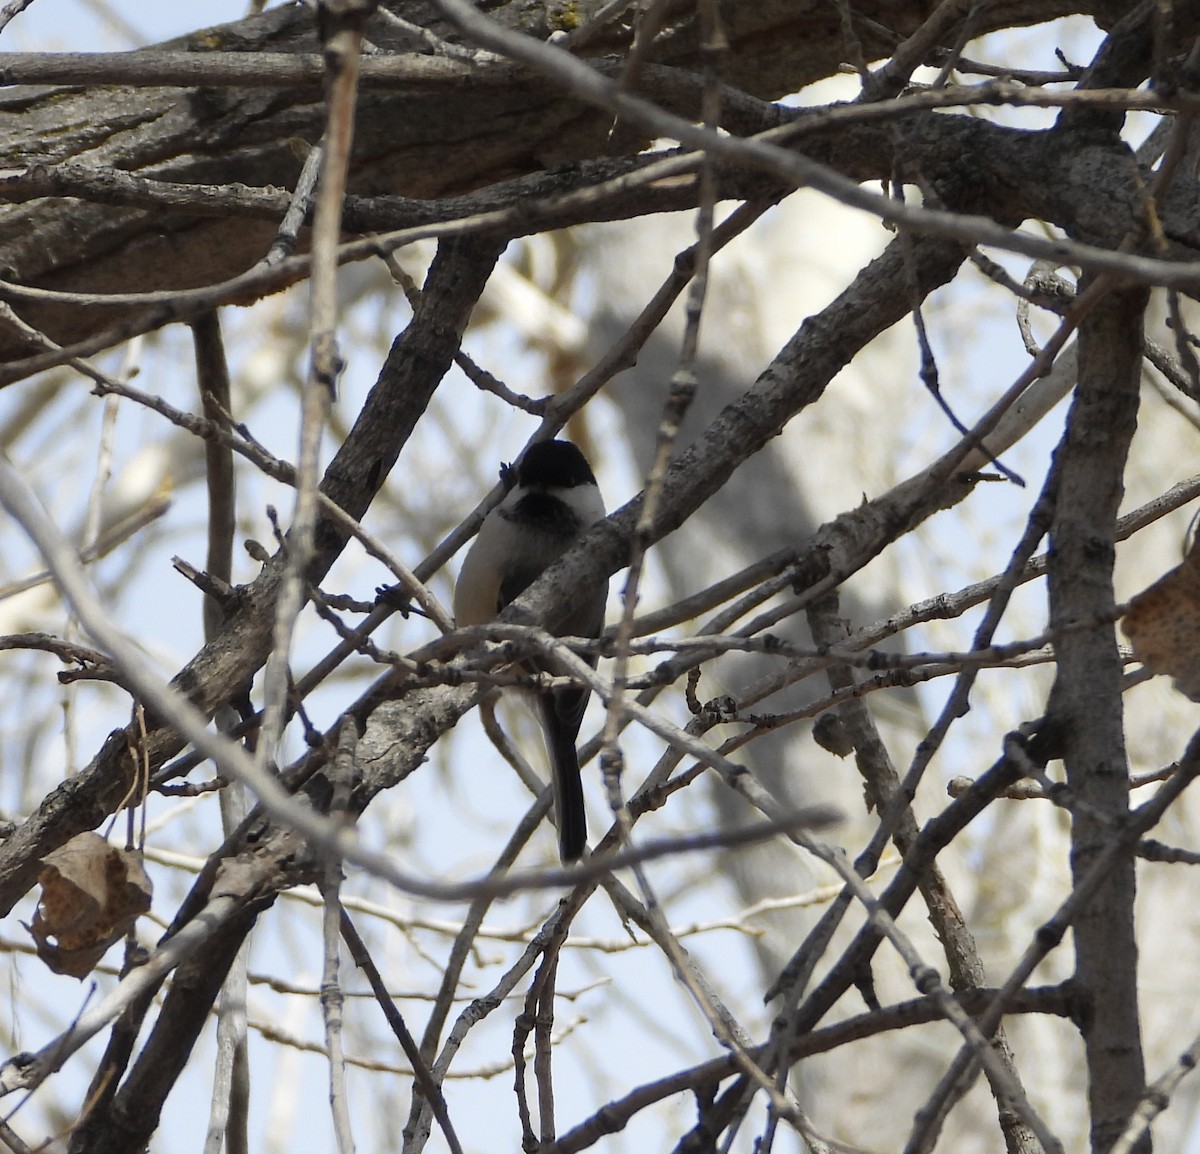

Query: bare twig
193 311 252 1154
259 0 371 767
320 719 358 1154
340 913 466 1154
0 0 35 36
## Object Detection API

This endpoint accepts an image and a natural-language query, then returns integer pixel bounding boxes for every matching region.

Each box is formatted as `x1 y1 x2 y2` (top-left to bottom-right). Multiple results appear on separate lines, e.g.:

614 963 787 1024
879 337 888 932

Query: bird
453 439 607 862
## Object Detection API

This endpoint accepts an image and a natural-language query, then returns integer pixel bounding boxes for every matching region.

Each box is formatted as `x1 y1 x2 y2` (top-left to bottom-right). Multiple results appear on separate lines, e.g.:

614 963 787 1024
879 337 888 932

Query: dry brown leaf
26 831 152 979
1122 540 1200 701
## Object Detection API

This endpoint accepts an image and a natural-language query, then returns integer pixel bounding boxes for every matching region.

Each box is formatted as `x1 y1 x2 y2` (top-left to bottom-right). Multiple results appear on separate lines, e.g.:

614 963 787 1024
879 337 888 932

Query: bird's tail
547 722 587 863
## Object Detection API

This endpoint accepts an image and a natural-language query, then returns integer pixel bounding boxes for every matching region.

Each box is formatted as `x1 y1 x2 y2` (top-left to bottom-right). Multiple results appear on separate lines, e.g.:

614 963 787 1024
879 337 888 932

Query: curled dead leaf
26 831 152 979
1122 538 1200 702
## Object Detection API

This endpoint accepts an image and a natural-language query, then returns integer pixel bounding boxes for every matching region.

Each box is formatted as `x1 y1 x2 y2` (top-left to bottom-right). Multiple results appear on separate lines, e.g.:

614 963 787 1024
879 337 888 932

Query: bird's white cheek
562 485 606 525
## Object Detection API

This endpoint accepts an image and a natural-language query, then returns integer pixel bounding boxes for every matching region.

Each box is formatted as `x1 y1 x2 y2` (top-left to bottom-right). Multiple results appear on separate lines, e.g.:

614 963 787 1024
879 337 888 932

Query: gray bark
0 0 1147 363
1047 279 1149 1153
0 3 1194 1151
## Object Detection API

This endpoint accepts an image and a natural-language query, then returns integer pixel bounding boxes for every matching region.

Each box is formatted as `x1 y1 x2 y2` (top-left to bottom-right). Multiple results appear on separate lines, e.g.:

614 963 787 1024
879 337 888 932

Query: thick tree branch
1045 278 1149 1154
0 0 1153 363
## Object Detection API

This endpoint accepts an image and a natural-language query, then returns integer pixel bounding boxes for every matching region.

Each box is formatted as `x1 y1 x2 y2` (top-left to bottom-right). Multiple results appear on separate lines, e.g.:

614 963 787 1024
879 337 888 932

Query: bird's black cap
517 440 597 489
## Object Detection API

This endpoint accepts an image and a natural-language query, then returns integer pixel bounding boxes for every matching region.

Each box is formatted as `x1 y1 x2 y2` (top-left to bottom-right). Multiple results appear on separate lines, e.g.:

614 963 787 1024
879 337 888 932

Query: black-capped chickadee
454 440 607 862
